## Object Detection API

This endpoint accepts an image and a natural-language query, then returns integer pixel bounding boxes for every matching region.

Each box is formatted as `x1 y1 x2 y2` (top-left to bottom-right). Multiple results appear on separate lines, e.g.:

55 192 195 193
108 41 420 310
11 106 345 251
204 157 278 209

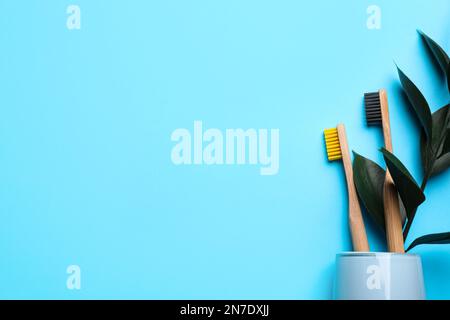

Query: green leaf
432 153 450 176
418 30 450 75
397 66 433 140
406 232 450 251
420 104 450 177
447 63 450 93
441 130 450 157
352 151 386 232
380 148 425 220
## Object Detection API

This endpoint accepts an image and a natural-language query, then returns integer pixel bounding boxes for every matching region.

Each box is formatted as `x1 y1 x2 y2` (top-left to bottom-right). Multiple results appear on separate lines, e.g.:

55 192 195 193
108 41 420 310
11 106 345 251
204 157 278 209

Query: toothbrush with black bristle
365 89 405 253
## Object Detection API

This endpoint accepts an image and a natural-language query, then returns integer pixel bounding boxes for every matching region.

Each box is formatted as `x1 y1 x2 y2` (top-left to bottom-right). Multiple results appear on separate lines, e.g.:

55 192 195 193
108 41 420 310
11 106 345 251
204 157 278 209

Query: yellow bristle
324 128 342 161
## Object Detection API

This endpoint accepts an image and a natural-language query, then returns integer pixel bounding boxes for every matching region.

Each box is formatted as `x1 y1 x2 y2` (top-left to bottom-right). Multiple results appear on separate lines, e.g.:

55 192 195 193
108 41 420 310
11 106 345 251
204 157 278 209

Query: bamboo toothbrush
324 124 370 252
365 89 405 253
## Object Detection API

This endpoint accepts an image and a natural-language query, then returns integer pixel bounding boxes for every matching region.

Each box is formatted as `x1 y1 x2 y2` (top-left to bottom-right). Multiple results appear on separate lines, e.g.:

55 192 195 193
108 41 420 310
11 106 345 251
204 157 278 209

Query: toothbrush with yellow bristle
324 124 370 252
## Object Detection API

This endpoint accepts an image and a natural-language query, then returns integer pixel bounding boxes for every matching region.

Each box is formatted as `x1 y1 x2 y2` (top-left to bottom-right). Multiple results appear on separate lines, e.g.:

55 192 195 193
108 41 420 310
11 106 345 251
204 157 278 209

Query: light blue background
0 0 449 299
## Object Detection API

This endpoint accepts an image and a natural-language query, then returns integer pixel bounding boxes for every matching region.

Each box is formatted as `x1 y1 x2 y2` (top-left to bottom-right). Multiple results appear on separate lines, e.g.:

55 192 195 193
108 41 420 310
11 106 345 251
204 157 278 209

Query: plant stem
420 174 429 192
403 211 415 240
403 168 430 240
402 107 449 241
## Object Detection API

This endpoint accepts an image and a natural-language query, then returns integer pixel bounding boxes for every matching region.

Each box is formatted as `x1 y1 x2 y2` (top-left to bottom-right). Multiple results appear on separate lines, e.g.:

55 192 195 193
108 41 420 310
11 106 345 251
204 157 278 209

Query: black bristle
364 92 382 125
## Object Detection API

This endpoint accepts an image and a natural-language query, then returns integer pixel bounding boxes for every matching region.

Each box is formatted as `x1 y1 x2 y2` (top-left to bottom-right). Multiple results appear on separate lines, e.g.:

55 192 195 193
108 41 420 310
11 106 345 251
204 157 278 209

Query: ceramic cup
334 252 425 300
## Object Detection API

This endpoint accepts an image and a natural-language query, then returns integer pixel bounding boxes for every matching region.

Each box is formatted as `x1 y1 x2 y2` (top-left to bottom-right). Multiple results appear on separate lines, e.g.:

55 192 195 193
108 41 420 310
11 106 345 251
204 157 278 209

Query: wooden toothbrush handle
337 124 370 252
380 90 394 151
383 172 405 253
380 89 405 253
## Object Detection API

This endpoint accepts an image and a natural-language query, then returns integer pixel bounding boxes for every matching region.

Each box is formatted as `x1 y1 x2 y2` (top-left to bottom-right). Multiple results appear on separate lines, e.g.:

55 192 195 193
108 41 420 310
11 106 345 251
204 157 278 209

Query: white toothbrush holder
334 252 425 300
